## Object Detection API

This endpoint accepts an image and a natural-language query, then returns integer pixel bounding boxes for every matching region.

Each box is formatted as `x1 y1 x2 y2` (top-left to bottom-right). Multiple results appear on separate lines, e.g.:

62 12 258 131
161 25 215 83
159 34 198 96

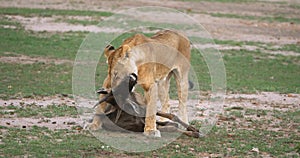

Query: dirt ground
1 0 300 45
1 0 299 131
1 92 299 131
0 0 299 156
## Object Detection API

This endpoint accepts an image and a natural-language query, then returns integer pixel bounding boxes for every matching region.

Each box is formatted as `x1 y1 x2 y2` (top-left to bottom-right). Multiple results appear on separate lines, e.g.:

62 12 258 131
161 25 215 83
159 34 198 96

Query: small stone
76 127 83 130
66 122 76 125
251 147 259 153
257 114 260 117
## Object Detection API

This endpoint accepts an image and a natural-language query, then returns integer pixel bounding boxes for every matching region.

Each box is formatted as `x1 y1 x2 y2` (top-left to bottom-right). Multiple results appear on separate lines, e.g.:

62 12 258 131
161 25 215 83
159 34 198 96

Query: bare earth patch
0 95 75 107
5 15 123 33
1 0 300 45
195 43 300 56
1 92 298 131
0 117 82 130
1 0 299 17
224 92 300 111
0 52 73 65
0 1 299 157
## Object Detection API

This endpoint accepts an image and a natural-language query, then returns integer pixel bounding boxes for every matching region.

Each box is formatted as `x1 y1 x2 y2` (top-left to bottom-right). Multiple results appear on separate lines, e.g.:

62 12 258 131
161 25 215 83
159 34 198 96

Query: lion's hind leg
174 70 189 124
158 73 172 122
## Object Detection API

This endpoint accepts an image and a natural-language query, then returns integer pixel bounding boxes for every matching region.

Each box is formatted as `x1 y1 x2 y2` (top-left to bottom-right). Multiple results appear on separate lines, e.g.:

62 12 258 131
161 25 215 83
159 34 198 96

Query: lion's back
122 30 190 60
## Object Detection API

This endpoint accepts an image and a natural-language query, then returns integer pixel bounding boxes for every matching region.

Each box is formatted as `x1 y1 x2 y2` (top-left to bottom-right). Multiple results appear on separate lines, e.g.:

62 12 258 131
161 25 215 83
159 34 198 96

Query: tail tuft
188 80 194 90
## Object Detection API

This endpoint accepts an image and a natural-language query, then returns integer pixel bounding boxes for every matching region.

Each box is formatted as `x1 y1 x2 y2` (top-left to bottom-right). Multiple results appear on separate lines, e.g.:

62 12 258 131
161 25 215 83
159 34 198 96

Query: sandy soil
1 0 300 45
1 0 299 17
1 92 298 131
0 52 73 65
0 1 299 153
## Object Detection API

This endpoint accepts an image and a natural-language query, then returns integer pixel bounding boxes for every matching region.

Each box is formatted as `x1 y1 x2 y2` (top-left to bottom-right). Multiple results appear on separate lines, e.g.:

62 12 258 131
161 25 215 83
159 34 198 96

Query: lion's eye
112 71 120 80
113 71 118 77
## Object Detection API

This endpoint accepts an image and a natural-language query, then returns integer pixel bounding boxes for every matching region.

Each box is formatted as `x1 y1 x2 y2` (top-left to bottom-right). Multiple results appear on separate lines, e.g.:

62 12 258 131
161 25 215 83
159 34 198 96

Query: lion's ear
121 44 131 58
104 45 115 58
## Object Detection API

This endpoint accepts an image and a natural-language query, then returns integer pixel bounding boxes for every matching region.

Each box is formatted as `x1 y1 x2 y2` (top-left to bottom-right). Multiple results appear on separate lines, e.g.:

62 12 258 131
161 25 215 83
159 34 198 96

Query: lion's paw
84 122 102 131
143 129 161 138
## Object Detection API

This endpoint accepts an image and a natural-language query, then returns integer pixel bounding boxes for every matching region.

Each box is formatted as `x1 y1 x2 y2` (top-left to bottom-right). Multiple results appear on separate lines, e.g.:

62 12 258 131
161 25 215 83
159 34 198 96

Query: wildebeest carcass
93 73 200 138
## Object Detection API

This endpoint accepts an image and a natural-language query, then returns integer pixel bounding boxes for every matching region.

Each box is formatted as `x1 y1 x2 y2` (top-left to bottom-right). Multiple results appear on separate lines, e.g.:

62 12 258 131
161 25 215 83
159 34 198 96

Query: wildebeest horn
130 73 137 81
96 87 108 94
129 73 138 92
106 44 115 51
93 92 112 108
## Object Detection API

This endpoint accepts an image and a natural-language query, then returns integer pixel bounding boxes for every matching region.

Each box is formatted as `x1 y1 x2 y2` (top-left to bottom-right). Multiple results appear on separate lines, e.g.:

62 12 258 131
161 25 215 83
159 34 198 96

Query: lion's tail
168 71 194 90
188 80 194 90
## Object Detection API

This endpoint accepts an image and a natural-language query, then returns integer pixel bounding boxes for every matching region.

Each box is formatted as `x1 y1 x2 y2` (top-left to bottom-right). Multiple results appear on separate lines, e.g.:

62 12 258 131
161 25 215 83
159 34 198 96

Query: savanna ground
0 0 300 157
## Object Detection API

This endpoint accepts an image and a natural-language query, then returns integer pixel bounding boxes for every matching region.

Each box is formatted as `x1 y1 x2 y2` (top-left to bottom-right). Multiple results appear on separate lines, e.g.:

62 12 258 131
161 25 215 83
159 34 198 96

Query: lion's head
103 44 138 89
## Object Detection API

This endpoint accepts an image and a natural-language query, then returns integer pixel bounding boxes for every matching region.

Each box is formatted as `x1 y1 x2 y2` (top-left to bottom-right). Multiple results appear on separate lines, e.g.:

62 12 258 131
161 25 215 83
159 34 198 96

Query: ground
0 0 299 157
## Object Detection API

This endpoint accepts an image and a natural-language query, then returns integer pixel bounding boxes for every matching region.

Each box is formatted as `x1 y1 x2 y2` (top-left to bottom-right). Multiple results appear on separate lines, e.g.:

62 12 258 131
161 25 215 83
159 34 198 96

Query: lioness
90 30 191 137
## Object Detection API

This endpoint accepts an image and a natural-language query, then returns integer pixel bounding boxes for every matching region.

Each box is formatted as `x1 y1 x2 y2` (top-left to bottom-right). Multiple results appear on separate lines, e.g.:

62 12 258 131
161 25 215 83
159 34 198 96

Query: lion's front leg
85 101 107 130
143 83 161 137
158 78 171 122
86 77 111 131
175 72 189 124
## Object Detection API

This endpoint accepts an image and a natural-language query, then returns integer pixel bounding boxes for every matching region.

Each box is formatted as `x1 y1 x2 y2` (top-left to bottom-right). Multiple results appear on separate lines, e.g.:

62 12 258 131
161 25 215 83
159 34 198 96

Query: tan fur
89 30 191 136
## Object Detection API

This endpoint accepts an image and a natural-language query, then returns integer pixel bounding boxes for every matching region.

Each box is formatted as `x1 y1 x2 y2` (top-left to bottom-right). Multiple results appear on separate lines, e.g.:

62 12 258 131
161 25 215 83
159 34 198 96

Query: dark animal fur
94 73 200 138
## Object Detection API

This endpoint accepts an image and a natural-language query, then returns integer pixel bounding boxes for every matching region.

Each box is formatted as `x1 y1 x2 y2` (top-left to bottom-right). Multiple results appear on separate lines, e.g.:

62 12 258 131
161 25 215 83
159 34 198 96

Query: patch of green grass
245 108 257 115
211 13 300 24
1 109 299 157
279 44 300 53
273 110 300 125
214 39 264 47
186 48 299 93
296 142 300 154
0 28 86 60
223 49 300 93
257 109 267 116
229 110 244 118
289 4 300 10
0 103 77 118
189 49 211 91
244 109 267 117
0 126 112 157
194 37 299 54
0 62 72 99
2 31 299 99
1 125 298 157
0 16 22 27
1 27 299 99
0 7 113 17
59 19 99 26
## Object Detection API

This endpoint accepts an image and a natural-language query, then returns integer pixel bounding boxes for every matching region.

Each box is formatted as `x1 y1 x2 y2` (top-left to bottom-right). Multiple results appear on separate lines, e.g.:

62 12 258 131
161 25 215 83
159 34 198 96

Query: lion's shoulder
122 33 148 46
122 30 189 48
